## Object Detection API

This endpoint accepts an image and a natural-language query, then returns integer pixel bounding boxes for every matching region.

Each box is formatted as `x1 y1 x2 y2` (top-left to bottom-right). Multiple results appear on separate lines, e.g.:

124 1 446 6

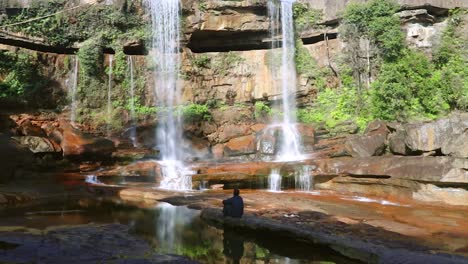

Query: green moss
191 54 211 69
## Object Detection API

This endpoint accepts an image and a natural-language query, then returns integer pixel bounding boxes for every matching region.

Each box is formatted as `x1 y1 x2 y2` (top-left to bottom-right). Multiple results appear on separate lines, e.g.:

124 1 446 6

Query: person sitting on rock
223 188 244 218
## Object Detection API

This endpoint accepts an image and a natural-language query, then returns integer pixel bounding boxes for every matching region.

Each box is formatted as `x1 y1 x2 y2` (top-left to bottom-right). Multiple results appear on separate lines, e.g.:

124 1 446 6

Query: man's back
223 189 244 218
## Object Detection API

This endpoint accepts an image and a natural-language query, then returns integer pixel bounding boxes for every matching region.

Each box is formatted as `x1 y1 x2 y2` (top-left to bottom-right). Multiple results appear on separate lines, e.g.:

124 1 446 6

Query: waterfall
268 168 282 192
145 0 191 190
295 165 313 191
128 56 137 147
268 0 303 161
107 54 113 135
69 56 79 124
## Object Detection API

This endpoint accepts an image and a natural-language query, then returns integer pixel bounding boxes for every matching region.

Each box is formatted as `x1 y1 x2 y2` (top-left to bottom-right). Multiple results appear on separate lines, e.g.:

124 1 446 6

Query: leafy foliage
0 0 146 47
179 104 212 122
254 101 272 120
342 0 403 61
292 3 323 31
0 51 44 98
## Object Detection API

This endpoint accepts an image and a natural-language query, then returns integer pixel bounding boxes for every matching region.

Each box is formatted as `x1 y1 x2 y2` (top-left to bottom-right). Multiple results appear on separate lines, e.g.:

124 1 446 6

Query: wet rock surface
0 224 197 264
114 187 468 263
60 121 116 160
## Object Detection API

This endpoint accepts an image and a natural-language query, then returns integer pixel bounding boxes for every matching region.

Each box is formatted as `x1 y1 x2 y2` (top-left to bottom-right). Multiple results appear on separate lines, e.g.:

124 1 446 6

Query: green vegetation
298 0 467 132
191 54 211 69
179 104 212 122
292 3 323 31
0 51 44 98
254 101 272 120
0 0 146 47
341 0 403 60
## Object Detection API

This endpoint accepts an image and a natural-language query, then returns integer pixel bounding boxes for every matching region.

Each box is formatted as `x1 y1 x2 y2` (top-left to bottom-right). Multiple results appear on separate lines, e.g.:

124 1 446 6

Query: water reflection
0 199 361 264
223 229 244 264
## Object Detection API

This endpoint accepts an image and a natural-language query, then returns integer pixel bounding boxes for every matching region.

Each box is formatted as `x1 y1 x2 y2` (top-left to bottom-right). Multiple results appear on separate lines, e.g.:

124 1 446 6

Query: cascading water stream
268 0 303 162
295 165 313 192
127 56 137 147
145 0 192 190
69 56 79 124
107 55 113 136
268 168 282 192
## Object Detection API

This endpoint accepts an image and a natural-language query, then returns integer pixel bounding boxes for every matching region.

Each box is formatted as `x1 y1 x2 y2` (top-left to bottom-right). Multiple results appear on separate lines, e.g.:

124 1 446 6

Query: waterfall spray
268 0 303 161
145 0 192 190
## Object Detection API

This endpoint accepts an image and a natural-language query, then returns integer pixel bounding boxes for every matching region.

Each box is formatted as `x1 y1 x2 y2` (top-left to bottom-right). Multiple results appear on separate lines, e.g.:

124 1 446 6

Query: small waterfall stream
127 56 137 147
69 56 79 124
107 54 114 136
295 165 313 192
145 0 191 190
268 168 282 192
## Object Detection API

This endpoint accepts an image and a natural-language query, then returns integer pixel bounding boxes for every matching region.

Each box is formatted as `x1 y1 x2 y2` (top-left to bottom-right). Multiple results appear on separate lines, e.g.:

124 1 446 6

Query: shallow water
0 199 360 264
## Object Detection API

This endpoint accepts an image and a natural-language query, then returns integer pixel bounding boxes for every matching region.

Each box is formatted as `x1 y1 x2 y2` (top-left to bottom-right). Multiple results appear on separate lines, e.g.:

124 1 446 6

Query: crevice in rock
302 32 338 45
347 175 392 179
0 35 77 54
187 30 271 53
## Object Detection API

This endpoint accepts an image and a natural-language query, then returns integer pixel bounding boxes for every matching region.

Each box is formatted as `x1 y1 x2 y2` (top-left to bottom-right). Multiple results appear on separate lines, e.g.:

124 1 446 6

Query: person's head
233 188 240 196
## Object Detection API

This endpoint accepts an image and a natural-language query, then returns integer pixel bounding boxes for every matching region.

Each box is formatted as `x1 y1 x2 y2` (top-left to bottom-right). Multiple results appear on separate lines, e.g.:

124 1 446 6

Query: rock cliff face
1 0 467 109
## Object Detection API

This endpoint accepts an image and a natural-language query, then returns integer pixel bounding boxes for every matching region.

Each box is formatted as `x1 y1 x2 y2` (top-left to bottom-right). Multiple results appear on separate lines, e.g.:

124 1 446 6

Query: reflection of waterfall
145 0 191 190
69 56 79 124
85 175 102 184
268 168 282 192
127 56 137 147
268 0 302 161
295 165 312 192
107 55 113 135
156 203 199 252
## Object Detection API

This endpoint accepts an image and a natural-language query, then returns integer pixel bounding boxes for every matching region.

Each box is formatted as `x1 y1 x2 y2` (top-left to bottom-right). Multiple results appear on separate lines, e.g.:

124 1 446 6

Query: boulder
404 118 451 152
60 122 115 160
388 130 410 155
442 131 468 158
17 119 45 137
402 113 468 154
345 121 389 158
345 134 387 157
224 135 256 156
12 136 61 153
0 134 34 183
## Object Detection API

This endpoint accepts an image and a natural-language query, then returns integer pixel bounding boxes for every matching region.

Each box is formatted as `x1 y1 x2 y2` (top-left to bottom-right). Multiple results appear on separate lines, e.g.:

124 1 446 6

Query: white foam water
145 0 191 190
268 168 282 192
268 0 303 162
295 165 313 192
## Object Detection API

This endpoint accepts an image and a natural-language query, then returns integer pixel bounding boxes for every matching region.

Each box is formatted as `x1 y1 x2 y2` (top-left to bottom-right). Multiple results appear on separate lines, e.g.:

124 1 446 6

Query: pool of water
0 199 361 264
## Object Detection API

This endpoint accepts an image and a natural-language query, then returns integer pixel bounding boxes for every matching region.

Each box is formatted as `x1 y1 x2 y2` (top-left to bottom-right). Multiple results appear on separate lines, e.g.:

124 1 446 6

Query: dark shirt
223 195 244 218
